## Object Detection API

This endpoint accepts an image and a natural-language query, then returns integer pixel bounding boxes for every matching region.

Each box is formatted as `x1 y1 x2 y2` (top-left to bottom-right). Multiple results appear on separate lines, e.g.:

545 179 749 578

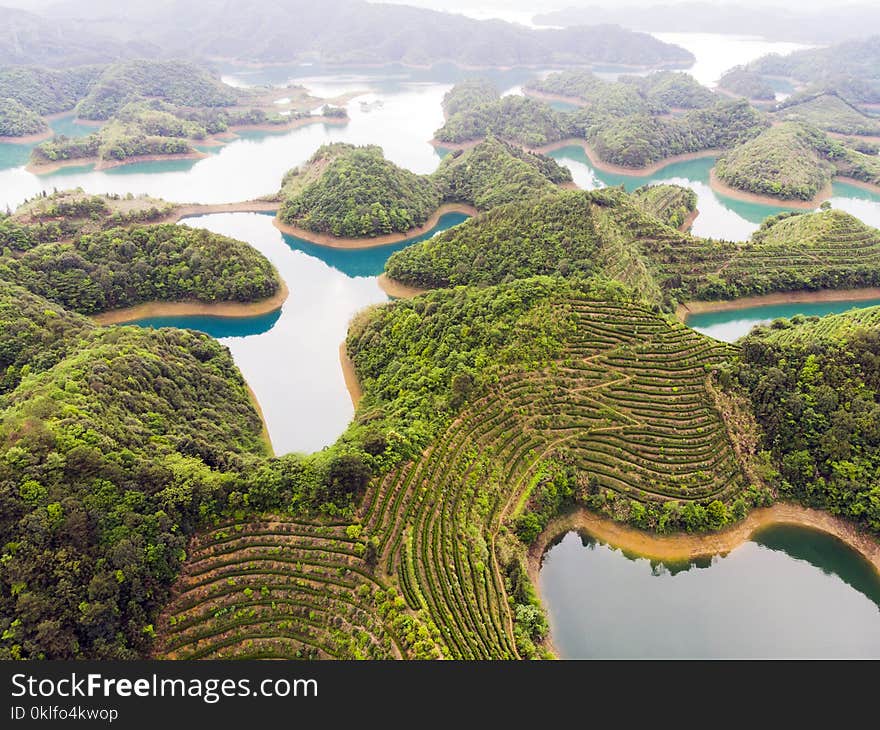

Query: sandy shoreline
527 503 880 597
679 208 699 232
676 286 880 321
24 116 346 174
273 202 477 249
27 151 211 175
377 273 429 299
339 342 362 410
708 168 833 208
0 128 54 144
91 277 289 325
246 384 274 458
539 139 723 176
168 200 281 223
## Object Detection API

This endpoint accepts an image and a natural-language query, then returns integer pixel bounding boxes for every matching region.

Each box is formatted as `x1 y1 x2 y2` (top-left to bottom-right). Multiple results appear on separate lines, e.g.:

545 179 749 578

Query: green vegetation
277 139 570 239
731 307 880 534
524 71 766 168
718 69 777 101
387 189 880 307
0 66 101 116
433 137 571 211
75 60 235 121
279 144 442 237
442 79 499 118
0 223 279 315
0 98 47 138
32 120 194 166
436 93 571 148
632 184 697 229
747 36 880 104
583 99 768 168
158 278 765 659
526 70 715 112
774 93 880 136
715 122 880 201
1 190 174 251
715 123 835 200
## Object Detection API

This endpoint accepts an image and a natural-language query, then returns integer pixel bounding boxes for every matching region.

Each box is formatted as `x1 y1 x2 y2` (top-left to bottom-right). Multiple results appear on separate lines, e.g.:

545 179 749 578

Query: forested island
0 60 349 168
743 36 880 108
713 122 880 202
276 139 572 242
435 74 767 170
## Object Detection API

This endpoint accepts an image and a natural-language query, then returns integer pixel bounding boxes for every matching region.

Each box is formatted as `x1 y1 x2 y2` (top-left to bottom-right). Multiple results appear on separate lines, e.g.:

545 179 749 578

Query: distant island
534 4 880 45
0 60 350 168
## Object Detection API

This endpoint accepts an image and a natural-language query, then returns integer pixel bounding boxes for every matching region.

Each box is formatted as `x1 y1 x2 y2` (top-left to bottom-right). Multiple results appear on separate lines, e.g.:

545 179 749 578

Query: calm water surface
688 299 880 342
129 211 469 455
540 526 880 658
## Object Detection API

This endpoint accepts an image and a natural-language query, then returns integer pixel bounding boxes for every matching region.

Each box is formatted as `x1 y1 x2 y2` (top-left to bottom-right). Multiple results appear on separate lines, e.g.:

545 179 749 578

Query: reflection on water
127 211 468 455
687 298 880 342
539 526 880 658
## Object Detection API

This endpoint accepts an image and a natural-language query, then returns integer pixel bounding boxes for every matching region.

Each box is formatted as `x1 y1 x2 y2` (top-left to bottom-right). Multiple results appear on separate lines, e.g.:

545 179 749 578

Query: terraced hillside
385 189 880 306
632 184 697 229
157 291 751 660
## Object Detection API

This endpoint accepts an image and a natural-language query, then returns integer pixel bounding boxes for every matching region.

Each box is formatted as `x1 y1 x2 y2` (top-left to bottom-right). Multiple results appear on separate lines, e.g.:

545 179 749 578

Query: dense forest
433 137 572 211
0 223 279 314
718 68 777 101
75 60 236 121
279 144 442 237
520 71 767 168
0 98 47 138
435 94 572 148
714 122 880 200
278 139 571 237
0 66 101 117
731 308 880 534
386 188 880 308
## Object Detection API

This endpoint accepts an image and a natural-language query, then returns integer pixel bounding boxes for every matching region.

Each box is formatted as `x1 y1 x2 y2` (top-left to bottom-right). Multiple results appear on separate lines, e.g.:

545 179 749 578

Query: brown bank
273 203 477 249
92 277 289 325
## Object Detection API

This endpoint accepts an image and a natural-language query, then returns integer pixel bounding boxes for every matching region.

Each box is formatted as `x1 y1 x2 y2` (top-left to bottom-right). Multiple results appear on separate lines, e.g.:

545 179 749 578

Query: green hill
0 97 47 138
718 68 777 101
432 137 572 211
386 188 880 306
0 222 279 315
774 93 880 136
279 144 442 238
733 307 880 533
715 122 880 200
714 123 836 200
75 60 236 121
441 78 499 118
0 65 101 116
435 94 572 147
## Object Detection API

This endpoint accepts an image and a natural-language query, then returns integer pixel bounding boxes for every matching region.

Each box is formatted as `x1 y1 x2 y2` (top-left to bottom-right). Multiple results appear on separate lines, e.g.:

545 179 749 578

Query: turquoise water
539 525 880 658
687 298 880 342
127 211 469 455
547 147 880 239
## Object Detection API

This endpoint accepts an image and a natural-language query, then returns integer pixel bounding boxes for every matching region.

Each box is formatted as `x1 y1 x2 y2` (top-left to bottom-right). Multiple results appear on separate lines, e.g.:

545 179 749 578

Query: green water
128 211 469 454
687 298 880 342
539 525 880 658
